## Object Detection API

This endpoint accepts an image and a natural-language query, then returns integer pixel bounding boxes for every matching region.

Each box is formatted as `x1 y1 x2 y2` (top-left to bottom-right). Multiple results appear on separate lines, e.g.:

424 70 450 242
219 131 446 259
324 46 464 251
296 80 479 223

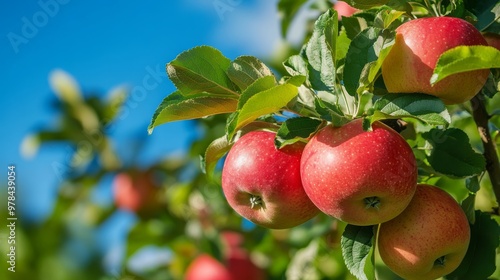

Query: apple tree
147 0 500 279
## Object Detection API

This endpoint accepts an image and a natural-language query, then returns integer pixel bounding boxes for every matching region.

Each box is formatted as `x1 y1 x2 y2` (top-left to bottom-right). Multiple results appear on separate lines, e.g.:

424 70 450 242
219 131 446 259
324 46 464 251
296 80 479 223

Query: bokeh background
0 1 324 279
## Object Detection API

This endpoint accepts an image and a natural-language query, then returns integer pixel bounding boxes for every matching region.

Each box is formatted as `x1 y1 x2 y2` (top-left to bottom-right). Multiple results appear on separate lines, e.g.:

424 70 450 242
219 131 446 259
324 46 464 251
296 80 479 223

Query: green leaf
368 93 451 126
341 225 375 280
465 176 480 193
167 46 238 96
275 117 323 148
422 128 486 178
461 193 476 224
148 91 238 134
344 0 389 9
445 211 500 280
344 27 383 96
226 83 299 139
431 46 500 85
342 15 369 40
473 1 500 33
304 9 338 93
284 55 308 77
227 56 276 91
277 0 308 38
202 135 232 182
336 29 351 62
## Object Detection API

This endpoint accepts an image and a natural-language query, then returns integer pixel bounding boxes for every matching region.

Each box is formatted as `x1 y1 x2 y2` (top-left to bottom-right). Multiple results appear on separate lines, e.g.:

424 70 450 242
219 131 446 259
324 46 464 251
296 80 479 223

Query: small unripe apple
483 32 500 50
221 130 320 229
334 1 359 20
300 119 417 226
378 184 471 280
112 170 160 213
382 17 489 104
185 254 231 280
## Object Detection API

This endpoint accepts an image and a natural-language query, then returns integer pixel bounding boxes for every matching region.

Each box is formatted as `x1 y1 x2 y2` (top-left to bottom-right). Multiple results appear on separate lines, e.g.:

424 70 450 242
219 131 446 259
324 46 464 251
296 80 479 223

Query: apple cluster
220 117 471 279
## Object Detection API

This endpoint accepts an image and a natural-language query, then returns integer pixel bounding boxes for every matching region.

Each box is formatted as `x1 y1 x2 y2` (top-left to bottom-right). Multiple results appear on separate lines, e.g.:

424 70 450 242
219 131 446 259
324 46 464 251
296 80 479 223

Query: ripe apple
221 130 320 229
334 1 359 20
378 184 470 280
483 32 500 50
185 254 231 280
381 17 489 104
112 169 161 213
300 118 417 226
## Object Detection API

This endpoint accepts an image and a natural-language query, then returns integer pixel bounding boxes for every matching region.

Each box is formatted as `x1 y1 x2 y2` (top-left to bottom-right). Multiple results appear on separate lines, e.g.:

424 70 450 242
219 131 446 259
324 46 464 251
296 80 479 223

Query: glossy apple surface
378 184 470 280
382 17 489 104
221 130 319 229
300 119 417 226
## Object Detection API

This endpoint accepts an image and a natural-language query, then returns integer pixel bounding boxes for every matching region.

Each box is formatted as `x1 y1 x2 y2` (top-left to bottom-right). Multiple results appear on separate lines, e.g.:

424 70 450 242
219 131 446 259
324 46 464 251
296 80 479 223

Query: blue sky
0 0 301 222
0 0 313 274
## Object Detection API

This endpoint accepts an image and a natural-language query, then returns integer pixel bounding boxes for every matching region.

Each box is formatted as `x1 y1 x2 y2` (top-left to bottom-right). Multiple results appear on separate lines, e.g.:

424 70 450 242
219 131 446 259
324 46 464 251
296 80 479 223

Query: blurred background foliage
1 0 500 279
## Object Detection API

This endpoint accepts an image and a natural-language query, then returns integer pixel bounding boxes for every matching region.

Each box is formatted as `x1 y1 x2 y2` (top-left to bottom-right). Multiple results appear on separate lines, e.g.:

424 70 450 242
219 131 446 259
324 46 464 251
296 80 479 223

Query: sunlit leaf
167 46 238 96
148 91 238 134
431 46 500 85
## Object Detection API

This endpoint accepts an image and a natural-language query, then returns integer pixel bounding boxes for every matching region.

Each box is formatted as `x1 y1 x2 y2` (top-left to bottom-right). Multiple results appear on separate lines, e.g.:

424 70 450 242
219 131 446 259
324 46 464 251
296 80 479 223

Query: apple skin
112 170 160 213
484 32 500 50
334 1 359 20
382 17 489 105
378 184 471 280
185 254 232 280
300 119 417 226
221 130 320 229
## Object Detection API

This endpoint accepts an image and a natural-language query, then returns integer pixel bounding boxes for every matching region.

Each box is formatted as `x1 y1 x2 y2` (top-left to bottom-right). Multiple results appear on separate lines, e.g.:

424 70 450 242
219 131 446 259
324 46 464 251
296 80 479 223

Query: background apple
112 169 161 214
185 254 232 280
300 119 417 226
382 17 489 104
334 1 359 20
378 184 471 280
221 130 319 229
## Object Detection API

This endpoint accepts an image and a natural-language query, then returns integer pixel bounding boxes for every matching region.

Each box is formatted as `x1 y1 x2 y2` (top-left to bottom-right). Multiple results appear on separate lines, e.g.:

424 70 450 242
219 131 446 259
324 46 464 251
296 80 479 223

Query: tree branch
471 95 500 215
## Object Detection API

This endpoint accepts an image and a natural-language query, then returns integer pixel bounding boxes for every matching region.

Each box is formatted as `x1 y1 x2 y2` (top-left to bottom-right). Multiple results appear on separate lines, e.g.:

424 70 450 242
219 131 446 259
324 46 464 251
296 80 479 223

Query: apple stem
471 95 500 215
434 256 446 267
250 195 263 209
364 197 381 209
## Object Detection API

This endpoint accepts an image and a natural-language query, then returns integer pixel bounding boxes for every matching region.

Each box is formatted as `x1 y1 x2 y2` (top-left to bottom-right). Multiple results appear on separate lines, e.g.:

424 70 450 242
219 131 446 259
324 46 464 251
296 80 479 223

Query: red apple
382 17 489 104
334 1 359 20
483 32 500 51
112 169 160 213
185 254 231 280
221 130 319 229
378 184 471 280
300 119 417 226
227 249 266 280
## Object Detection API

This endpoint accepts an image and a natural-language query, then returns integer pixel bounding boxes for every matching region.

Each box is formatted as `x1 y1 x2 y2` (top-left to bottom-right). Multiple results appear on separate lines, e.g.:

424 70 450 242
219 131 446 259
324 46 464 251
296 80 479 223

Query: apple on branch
378 184 471 280
221 130 320 229
300 118 417 226
382 17 489 104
